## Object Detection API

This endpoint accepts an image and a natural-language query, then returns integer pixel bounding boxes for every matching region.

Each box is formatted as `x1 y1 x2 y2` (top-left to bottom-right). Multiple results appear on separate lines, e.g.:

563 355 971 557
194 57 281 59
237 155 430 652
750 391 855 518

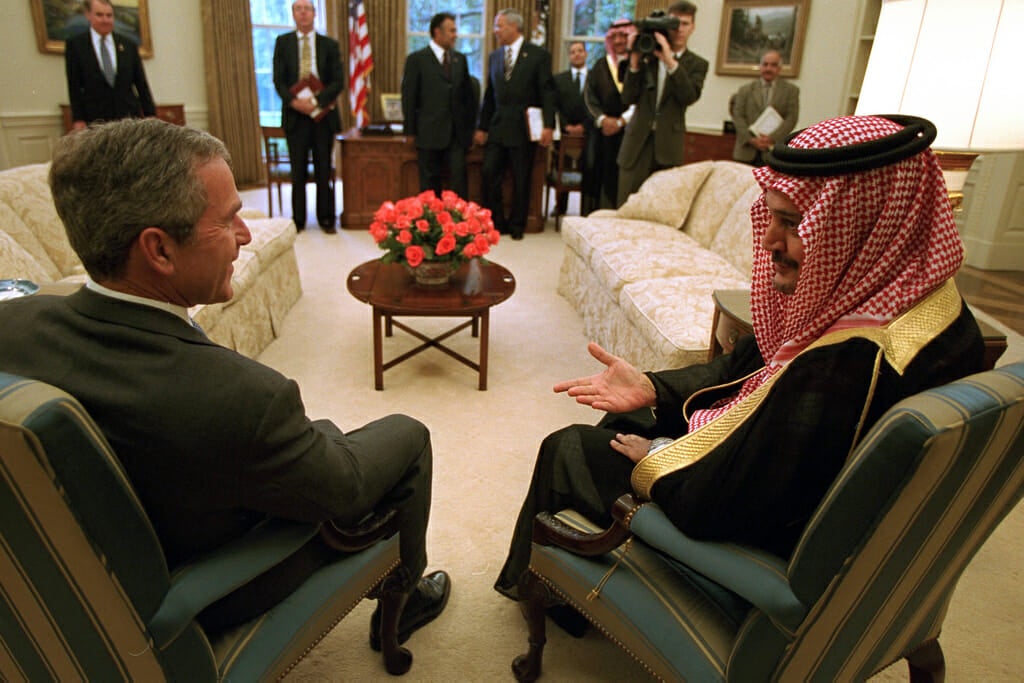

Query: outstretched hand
553 342 657 413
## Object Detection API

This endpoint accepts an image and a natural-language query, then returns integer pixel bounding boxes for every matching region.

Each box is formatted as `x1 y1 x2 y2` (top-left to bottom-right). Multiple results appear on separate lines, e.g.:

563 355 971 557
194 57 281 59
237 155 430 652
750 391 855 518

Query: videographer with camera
616 2 708 207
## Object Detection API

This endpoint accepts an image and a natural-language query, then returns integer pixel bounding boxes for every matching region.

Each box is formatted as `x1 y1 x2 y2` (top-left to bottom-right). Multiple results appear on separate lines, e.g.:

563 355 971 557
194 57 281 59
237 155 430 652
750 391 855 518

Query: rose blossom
405 245 425 267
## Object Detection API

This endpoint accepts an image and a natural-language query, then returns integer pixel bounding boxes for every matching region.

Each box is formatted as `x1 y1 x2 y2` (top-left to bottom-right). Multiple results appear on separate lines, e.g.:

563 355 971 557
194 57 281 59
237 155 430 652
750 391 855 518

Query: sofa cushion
0 229 53 285
618 162 714 229
562 215 682 266
0 164 82 277
0 202 63 282
709 183 761 278
620 274 750 371
589 228 747 296
244 218 297 270
683 161 759 250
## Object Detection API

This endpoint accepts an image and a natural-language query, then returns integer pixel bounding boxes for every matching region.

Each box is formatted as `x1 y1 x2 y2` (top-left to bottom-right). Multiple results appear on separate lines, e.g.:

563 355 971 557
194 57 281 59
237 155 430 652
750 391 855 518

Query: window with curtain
407 0 487 81
564 0 637 69
250 0 328 126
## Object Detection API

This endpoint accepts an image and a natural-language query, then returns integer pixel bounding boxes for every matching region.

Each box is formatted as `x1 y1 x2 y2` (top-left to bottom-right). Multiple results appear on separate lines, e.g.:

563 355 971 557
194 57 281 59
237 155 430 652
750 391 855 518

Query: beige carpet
246 191 1023 681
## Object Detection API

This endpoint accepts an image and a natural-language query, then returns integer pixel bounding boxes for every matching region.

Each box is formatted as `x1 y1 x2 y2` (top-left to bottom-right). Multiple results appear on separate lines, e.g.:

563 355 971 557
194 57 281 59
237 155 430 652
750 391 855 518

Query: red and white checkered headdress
748 115 963 366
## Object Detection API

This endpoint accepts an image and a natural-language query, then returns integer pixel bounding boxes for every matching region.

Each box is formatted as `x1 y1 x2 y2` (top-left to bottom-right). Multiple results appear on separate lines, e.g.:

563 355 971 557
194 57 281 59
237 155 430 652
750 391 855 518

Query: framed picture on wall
716 0 809 77
30 0 153 58
380 93 403 123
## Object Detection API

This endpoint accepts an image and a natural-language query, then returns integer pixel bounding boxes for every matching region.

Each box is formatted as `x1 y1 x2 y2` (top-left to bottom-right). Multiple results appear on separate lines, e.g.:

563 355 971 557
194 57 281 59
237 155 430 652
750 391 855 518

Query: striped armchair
515 362 1024 682
0 373 412 681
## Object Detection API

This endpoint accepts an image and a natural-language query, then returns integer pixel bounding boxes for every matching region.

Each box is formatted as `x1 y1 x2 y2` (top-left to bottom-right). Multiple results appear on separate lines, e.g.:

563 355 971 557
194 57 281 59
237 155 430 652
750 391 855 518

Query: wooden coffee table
347 260 516 390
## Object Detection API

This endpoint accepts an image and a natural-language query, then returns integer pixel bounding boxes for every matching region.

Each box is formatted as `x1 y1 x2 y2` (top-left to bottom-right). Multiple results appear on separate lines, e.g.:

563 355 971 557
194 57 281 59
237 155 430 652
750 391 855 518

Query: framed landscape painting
717 0 809 77
31 0 153 58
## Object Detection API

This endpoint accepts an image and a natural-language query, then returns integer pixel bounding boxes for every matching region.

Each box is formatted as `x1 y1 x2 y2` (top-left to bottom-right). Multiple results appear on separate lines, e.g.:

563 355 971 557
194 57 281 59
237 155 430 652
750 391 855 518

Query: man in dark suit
584 19 634 211
473 9 556 240
64 0 155 131
0 118 450 643
617 1 708 206
273 0 345 233
551 40 592 217
401 12 478 198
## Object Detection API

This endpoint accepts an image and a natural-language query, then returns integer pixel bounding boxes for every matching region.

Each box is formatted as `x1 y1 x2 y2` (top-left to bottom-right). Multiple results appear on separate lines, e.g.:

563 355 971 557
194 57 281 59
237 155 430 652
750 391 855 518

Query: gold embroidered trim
631 280 962 498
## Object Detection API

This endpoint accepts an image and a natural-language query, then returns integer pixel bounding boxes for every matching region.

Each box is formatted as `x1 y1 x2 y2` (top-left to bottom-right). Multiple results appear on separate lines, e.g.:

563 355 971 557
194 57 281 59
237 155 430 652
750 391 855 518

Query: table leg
479 310 490 390
471 316 479 337
373 308 384 390
385 314 394 337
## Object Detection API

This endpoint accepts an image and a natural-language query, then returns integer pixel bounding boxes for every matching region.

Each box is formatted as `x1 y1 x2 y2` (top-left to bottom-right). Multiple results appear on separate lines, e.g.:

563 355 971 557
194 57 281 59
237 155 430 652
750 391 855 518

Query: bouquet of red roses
369 190 500 267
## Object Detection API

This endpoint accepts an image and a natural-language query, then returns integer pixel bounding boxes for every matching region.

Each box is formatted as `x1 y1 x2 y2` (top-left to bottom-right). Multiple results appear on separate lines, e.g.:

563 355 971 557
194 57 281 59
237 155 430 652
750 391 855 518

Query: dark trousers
482 141 534 236
198 414 433 632
285 117 336 228
417 141 468 199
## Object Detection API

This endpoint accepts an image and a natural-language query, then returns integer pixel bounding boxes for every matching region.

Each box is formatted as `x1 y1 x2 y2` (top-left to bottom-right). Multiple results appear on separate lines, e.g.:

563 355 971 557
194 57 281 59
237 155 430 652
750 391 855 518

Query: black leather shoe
369 570 451 652
321 224 337 234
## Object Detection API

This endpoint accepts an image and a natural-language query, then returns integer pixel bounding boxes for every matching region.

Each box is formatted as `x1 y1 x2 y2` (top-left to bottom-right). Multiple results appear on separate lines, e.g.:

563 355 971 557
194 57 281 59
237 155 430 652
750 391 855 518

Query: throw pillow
618 161 714 228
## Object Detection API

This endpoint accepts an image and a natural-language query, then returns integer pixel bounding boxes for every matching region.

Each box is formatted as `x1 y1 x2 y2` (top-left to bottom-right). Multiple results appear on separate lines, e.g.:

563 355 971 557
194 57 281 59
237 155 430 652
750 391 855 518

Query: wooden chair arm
531 493 644 556
319 508 399 553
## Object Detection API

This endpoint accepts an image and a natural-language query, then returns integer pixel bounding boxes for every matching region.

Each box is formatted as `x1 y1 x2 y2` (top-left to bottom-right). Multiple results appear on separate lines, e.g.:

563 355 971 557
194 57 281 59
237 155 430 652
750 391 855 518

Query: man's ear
135 227 176 276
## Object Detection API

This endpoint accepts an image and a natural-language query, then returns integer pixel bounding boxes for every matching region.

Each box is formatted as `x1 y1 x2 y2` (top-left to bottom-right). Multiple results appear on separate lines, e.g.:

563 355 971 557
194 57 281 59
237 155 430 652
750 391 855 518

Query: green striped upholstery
529 362 1024 682
0 373 401 681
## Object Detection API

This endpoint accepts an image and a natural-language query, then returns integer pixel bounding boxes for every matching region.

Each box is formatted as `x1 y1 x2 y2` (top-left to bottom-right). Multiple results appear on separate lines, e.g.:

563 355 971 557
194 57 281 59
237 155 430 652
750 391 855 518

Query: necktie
763 82 771 107
300 35 312 78
99 36 115 87
442 50 451 79
573 70 581 92
504 46 513 81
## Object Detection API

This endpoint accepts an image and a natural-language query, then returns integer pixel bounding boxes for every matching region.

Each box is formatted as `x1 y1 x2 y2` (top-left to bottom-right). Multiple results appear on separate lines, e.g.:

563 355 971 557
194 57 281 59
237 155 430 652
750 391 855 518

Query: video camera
633 11 680 55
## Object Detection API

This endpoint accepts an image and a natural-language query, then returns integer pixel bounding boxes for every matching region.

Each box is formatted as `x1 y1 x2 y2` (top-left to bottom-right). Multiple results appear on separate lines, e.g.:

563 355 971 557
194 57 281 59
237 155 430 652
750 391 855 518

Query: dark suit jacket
553 69 590 130
731 78 800 162
618 50 708 169
65 30 155 125
273 32 345 134
401 46 476 150
583 56 628 122
0 289 374 568
477 42 556 147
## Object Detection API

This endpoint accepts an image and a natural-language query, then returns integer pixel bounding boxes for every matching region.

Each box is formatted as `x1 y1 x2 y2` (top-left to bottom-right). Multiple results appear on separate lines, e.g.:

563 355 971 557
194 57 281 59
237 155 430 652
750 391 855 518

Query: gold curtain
201 1 262 186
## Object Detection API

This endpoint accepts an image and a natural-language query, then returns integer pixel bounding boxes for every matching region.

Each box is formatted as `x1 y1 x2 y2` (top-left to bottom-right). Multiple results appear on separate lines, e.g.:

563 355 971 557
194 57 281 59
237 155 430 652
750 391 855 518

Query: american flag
348 0 373 128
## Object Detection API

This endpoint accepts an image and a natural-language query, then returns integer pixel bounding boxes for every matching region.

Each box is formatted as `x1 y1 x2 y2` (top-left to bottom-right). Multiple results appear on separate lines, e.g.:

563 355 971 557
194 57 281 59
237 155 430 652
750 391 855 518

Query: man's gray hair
497 9 524 31
49 118 230 281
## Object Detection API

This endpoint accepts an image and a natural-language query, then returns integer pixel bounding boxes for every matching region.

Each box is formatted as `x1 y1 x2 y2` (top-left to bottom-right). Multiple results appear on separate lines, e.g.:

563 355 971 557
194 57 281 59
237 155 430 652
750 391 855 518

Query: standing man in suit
551 41 592 218
401 12 477 199
731 50 800 166
273 0 345 233
473 9 556 240
617 1 708 206
0 117 451 644
64 0 155 131
583 19 635 211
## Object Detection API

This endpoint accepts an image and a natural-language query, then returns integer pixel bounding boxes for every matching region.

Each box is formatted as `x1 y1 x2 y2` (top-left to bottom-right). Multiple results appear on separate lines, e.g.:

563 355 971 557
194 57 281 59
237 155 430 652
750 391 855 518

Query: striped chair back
0 372 218 681
761 362 1024 680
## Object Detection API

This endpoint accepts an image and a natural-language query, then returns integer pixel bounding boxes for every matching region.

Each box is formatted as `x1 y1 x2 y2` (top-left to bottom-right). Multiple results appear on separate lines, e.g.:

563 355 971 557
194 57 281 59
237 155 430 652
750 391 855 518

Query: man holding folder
273 0 345 232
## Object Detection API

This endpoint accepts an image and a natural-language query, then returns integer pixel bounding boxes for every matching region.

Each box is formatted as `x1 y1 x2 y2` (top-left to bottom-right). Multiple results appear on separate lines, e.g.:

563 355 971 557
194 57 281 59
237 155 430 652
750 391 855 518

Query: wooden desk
59 104 185 133
709 289 1007 371
685 131 736 163
337 130 547 233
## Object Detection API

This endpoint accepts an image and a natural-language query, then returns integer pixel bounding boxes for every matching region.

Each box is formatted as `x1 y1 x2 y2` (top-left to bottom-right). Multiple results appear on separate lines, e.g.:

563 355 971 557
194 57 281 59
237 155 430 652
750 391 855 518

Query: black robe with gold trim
495 291 984 597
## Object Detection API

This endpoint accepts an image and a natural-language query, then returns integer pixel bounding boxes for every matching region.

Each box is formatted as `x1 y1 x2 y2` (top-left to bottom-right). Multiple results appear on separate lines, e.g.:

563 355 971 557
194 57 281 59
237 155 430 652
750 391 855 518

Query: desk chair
514 362 1024 682
261 125 336 219
0 372 414 680
544 132 586 231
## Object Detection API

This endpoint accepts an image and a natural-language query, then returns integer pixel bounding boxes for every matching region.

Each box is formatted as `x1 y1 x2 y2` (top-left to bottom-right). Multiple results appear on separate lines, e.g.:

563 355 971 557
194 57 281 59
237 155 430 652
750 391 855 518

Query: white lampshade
855 0 1024 151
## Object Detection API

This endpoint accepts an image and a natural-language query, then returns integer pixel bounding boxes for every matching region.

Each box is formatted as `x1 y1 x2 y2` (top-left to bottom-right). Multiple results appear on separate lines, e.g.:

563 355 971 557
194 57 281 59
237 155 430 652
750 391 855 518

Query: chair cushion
530 509 748 682
618 162 714 229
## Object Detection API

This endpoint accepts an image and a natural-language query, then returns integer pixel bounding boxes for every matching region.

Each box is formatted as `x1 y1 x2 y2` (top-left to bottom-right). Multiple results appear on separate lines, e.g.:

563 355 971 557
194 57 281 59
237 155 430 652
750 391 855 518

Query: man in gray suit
617 1 708 207
0 119 450 645
731 49 800 166
401 12 477 198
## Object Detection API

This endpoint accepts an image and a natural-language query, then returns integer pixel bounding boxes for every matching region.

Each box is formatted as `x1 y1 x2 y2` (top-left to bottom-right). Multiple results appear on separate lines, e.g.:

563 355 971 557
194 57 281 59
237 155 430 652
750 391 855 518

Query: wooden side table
347 260 516 390
709 288 1007 370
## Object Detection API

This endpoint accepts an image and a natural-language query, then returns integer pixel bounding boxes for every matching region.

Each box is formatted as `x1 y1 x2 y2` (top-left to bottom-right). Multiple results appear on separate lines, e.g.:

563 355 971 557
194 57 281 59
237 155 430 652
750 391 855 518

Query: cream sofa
558 160 761 371
0 163 302 358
